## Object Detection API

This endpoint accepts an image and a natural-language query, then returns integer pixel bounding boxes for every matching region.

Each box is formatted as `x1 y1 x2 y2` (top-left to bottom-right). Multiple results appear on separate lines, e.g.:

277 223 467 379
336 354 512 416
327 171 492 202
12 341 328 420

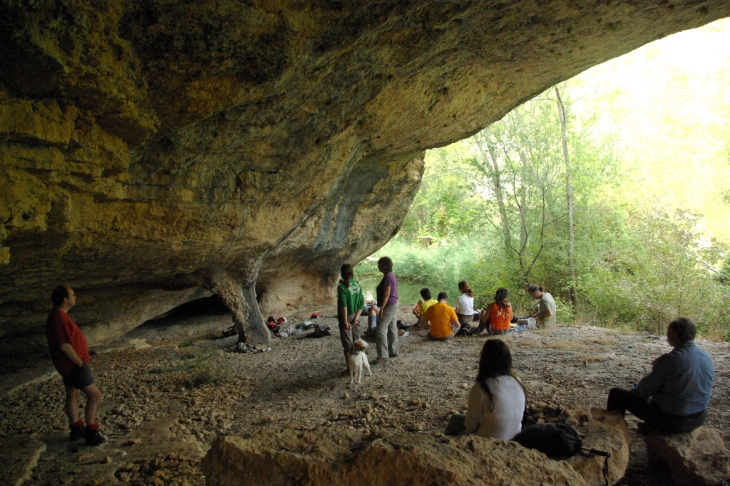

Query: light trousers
376 304 399 359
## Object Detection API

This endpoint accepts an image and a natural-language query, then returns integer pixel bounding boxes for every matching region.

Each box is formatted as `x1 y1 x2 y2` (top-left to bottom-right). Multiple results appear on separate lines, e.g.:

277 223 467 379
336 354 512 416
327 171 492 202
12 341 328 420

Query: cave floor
1 308 729 485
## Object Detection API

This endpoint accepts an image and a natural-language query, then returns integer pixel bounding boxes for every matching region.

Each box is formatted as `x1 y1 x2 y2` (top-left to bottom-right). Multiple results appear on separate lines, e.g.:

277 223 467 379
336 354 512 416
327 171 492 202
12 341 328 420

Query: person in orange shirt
424 292 461 340
479 288 513 335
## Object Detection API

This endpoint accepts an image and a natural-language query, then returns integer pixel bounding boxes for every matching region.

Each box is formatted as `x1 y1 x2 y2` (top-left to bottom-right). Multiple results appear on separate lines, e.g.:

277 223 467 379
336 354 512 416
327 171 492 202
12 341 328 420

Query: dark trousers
607 387 706 434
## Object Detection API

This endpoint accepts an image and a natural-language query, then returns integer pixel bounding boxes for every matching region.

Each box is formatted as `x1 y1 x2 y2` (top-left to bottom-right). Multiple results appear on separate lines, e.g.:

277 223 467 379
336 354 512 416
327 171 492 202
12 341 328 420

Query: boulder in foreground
645 426 730 486
202 427 591 486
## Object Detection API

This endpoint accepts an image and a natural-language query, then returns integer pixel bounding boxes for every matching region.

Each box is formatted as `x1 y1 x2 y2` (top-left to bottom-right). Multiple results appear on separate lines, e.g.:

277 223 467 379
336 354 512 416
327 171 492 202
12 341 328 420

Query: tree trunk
555 86 578 308
482 128 511 250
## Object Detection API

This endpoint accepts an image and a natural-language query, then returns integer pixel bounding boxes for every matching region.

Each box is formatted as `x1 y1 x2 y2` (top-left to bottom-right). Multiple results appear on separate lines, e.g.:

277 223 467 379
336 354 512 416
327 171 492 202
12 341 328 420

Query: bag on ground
512 423 583 460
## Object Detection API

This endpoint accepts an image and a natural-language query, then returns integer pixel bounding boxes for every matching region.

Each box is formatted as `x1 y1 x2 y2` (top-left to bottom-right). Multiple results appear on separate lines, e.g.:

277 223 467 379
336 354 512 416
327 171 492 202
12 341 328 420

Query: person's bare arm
536 306 552 322
351 309 362 326
451 318 461 329
339 305 352 330
60 343 84 367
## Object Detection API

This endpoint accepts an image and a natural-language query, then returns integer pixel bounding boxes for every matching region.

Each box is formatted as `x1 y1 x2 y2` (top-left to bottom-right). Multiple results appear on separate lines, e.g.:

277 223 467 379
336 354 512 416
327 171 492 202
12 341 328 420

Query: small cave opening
148 295 230 322
121 294 232 344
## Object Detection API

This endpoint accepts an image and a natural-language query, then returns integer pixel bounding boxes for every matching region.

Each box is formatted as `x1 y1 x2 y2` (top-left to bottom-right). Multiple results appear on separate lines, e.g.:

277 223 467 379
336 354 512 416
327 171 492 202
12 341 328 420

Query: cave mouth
120 294 232 344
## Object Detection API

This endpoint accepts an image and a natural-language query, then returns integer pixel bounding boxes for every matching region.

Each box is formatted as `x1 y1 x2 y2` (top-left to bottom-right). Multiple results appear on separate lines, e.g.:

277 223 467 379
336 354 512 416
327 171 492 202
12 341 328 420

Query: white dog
348 340 372 384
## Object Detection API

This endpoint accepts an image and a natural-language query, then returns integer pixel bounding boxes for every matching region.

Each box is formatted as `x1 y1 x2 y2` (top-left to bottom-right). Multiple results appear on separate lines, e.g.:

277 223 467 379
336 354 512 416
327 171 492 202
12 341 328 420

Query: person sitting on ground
526 284 556 328
606 317 714 434
413 288 437 328
265 316 280 335
46 285 106 446
453 280 476 327
424 292 461 340
444 339 526 440
337 264 365 375
478 287 513 335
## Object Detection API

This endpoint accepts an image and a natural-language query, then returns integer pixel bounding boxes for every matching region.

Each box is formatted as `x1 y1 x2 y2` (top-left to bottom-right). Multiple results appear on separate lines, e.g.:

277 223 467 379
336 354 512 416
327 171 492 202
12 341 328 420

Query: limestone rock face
202 428 589 486
645 426 730 486
566 408 631 486
2 1 729 346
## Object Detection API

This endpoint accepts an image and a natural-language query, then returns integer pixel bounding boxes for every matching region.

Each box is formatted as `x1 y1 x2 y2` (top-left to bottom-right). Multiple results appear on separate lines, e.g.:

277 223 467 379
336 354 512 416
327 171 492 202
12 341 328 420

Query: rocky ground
1 307 728 486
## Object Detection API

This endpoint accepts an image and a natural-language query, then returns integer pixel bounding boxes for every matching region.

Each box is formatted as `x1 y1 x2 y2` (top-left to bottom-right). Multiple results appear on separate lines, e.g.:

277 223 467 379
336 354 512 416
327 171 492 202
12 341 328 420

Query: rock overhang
1 1 729 347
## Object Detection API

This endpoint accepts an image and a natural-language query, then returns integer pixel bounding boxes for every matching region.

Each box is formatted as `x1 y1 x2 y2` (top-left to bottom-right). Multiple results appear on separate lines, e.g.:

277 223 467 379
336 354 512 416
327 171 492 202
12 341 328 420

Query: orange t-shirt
488 302 513 331
425 302 458 338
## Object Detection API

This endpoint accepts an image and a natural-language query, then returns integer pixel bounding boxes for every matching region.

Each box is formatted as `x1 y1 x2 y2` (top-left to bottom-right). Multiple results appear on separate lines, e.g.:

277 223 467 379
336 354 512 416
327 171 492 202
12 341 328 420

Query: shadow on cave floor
110 295 233 349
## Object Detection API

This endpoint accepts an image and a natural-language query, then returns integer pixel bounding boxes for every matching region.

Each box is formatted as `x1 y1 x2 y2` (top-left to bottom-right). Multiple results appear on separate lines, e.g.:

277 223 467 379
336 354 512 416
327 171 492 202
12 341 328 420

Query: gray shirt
537 292 556 327
633 341 714 416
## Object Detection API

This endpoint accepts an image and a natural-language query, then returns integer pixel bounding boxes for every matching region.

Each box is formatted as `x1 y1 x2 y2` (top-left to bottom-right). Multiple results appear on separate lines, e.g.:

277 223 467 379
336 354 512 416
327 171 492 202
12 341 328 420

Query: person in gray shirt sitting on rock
606 317 714 434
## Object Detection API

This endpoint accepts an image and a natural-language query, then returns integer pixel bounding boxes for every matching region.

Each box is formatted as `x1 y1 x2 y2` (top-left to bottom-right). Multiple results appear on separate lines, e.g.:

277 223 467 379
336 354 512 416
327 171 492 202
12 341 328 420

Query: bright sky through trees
569 17 730 243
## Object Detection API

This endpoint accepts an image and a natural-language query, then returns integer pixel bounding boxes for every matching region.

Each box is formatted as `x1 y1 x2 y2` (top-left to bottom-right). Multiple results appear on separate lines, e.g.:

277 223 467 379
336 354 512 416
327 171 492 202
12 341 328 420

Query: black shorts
62 363 95 390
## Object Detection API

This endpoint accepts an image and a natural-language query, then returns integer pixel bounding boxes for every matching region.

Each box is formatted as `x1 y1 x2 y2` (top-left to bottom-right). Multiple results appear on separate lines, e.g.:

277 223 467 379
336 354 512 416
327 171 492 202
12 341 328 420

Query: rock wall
1 1 729 347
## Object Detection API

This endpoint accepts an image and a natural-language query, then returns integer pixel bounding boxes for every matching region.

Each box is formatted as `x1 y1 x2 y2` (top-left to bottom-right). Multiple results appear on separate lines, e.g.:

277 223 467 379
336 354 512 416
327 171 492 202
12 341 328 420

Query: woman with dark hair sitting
479 288 513 335
445 339 526 440
454 280 476 327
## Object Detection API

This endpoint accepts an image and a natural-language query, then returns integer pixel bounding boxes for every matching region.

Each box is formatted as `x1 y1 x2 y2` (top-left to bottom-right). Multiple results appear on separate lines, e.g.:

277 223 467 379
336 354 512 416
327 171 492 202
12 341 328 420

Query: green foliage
373 58 730 341
185 351 231 388
146 347 231 386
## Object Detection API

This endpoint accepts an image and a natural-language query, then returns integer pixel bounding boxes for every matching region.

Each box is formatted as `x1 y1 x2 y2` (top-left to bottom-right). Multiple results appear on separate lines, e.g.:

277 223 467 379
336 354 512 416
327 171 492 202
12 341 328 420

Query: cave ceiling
1 0 728 347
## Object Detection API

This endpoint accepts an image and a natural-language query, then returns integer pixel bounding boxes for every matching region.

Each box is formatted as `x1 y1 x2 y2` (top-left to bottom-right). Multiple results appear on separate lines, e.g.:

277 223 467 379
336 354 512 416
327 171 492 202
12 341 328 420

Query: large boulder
566 408 631 486
2 1 730 347
645 426 730 486
522 404 631 486
202 428 589 486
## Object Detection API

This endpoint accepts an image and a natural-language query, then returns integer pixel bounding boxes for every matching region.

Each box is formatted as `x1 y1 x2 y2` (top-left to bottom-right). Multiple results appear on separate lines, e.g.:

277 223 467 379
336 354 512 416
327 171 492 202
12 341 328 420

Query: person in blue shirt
607 317 714 433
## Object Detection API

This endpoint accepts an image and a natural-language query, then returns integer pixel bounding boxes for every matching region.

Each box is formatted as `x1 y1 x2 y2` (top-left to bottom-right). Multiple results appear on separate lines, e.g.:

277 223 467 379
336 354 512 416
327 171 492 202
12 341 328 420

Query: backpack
512 423 582 460
456 323 480 336
513 423 612 485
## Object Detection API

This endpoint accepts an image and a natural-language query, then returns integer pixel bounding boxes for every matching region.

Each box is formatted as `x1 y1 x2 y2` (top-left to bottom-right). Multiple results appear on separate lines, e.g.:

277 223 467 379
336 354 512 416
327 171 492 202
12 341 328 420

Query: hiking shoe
85 427 107 446
70 423 85 441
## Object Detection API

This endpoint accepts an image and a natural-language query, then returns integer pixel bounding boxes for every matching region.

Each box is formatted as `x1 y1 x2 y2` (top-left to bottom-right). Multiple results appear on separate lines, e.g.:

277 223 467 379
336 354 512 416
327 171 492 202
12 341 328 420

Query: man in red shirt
46 285 106 446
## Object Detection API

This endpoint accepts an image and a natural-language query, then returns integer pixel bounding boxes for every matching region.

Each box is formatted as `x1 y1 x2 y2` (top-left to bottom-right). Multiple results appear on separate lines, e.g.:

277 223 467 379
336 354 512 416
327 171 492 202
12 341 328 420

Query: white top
455 293 475 315
465 375 525 440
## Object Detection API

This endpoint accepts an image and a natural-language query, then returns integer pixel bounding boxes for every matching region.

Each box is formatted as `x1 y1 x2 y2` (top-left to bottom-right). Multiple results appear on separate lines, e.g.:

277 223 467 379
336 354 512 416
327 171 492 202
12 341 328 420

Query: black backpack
512 423 582 460
513 423 612 485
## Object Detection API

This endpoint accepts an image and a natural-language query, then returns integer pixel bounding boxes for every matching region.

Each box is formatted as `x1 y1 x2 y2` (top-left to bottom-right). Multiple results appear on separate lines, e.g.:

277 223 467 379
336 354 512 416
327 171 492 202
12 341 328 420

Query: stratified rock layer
2 1 730 345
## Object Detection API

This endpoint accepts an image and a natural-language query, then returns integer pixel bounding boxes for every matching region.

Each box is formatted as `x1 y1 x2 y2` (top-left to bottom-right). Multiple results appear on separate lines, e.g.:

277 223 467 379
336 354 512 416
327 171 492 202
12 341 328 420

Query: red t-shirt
46 308 90 375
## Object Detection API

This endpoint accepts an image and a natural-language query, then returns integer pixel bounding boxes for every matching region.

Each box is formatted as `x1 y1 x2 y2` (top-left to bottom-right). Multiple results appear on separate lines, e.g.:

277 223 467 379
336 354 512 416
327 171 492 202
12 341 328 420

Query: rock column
206 264 270 348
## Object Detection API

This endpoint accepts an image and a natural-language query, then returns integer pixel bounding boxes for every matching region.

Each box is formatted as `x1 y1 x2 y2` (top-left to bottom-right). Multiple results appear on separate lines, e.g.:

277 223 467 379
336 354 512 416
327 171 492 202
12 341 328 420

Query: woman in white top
454 280 475 326
464 339 526 440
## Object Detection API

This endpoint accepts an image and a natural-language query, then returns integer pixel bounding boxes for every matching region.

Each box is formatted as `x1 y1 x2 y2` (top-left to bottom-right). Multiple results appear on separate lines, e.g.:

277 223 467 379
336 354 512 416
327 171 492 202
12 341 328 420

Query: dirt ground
1 306 728 486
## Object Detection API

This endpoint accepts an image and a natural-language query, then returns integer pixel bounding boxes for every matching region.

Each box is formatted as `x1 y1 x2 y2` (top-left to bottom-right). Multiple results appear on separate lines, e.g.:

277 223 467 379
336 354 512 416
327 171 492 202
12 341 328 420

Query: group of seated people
446 317 714 443
412 281 556 339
